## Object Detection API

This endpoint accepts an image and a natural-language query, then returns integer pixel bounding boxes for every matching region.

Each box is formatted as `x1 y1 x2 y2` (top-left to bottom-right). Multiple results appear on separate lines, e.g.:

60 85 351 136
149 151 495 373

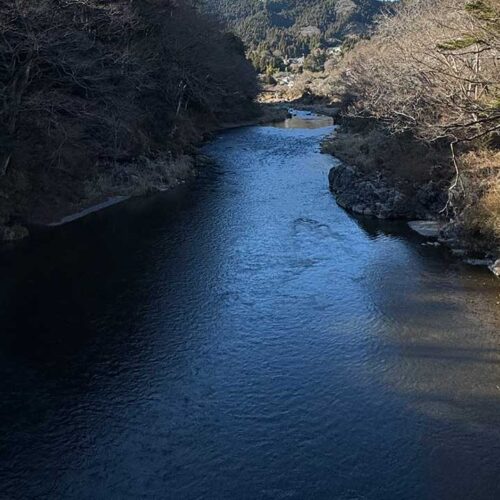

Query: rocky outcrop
328 162 446 220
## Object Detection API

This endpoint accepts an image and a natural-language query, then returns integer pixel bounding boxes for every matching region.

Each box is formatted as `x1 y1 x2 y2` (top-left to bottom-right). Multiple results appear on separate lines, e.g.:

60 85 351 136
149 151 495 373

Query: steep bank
0 0 260 241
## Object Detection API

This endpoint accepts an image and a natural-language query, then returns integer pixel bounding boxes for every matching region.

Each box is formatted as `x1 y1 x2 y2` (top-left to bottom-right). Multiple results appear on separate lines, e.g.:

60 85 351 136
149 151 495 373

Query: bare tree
0 0 257 179
339 0 499 231
342 0 499 144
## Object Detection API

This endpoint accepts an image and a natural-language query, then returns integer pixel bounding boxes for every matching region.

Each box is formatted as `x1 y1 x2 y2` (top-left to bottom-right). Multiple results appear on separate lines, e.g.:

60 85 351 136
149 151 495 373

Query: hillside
204 0 383 71
0 0 258 239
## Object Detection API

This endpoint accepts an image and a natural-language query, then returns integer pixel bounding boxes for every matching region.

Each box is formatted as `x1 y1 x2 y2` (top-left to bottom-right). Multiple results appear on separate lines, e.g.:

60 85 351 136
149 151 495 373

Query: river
0 112 499 499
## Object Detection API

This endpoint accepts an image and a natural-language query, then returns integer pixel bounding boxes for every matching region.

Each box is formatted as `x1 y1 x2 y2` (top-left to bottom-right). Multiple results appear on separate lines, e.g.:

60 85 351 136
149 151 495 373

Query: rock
329 163 356 191
328 163 412 219
408 220 444 238
0 224 29 241
415 181 447 215
489 259 500 278
328 162 450 222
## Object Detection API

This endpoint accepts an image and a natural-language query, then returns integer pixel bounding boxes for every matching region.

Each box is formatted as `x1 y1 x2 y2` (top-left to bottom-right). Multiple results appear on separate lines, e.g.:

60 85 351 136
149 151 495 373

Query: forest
0 0 258 238
204 0 383 72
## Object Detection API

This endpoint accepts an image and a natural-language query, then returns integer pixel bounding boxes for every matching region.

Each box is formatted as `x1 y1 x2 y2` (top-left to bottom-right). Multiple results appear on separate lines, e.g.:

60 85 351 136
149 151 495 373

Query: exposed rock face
328 163 446 220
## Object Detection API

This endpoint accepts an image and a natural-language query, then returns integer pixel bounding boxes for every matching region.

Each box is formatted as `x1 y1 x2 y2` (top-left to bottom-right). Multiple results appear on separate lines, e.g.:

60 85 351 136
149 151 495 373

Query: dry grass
459 150 500 247
322 121 451 183
84 154 196 201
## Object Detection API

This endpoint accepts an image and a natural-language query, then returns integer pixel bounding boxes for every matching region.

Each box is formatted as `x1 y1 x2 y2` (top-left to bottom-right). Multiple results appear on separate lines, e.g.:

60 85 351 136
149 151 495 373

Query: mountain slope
203 0 383 70
0 0 258 238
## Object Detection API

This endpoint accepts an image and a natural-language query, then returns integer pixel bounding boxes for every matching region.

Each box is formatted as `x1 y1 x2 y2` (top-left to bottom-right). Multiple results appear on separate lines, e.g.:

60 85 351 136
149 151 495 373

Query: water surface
1 113 499 499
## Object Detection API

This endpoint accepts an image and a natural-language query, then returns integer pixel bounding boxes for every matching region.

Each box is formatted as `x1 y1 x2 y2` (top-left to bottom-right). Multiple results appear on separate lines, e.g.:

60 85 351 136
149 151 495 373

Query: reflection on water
270 109 334 129
0 114 499 499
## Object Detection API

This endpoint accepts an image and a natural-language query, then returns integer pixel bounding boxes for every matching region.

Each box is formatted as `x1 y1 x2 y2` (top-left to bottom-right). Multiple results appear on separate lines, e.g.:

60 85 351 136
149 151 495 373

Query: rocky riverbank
328 162 499 275
327 163 446 220
323 120 500 276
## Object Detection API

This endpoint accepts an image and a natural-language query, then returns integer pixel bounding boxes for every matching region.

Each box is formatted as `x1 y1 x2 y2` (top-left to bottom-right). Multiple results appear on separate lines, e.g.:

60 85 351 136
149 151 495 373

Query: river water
1 113 499 499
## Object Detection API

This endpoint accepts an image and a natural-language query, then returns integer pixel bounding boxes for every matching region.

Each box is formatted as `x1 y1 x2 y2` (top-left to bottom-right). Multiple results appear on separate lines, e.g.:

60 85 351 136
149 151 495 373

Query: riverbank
322 118 451 221
322 117 500 276
0 152 199 242
0 0 262 243
0 105 290 241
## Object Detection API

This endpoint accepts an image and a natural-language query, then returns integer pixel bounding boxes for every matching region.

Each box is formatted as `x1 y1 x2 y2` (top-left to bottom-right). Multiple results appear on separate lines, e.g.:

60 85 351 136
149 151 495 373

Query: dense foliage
203 0 382 72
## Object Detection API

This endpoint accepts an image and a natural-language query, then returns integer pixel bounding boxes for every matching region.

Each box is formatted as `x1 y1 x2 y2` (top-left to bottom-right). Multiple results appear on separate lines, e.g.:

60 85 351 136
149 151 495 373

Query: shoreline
41 106 291 229
0 105 291 240
323 123 500 277
47 196 131 227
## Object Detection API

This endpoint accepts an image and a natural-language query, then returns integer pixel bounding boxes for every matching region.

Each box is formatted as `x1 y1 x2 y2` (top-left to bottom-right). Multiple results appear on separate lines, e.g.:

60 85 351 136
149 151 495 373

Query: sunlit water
1 112 499 499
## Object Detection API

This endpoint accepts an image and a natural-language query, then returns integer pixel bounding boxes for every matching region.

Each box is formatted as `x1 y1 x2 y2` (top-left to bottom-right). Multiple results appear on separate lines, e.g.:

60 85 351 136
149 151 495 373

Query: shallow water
270 110 334 129
0 113 499 499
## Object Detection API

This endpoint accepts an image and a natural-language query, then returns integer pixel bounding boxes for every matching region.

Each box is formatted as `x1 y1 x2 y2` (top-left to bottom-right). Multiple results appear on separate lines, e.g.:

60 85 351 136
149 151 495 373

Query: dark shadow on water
0 172 225 378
